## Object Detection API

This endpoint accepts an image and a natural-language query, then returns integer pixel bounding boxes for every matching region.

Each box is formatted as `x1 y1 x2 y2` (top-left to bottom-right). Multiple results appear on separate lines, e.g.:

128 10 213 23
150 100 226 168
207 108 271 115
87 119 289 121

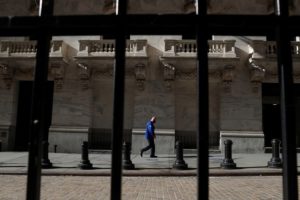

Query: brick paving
0 175 298 200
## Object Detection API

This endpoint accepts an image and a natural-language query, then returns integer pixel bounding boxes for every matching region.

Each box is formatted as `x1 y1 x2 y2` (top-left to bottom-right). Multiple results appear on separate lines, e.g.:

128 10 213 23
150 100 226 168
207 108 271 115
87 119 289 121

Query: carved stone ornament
77 62 90 89
93 67 113 79
184 0 196 13
220 65 235 93
50 63 65 90
250 68 265 83
162 62 175 90
248 57 266 92
0 63 13 89
222 65 235 82
176 68 197 80
135 63 146 90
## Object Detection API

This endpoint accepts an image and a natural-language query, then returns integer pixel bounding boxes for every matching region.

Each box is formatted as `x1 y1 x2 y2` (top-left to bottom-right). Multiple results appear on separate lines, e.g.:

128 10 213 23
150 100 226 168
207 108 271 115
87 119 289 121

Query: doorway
262 83 300 148
262 103 282 147
14 81 53 151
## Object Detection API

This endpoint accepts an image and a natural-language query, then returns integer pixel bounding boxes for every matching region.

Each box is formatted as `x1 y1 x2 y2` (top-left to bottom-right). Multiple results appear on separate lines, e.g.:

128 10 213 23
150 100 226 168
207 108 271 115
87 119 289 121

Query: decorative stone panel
0 40 67 87
0 63 13 89
249 40 300 84
50 63 65 90
135 63 146 91
77 62 91 89
75 39 148 90
222 65 235 93
161 61 175 89
161 39 240 91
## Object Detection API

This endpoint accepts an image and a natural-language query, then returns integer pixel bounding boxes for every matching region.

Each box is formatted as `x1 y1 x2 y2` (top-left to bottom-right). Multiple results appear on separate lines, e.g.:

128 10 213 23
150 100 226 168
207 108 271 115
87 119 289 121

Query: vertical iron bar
110 0 127 200
197 1 209 200
26 1 53 200
275 0 298 199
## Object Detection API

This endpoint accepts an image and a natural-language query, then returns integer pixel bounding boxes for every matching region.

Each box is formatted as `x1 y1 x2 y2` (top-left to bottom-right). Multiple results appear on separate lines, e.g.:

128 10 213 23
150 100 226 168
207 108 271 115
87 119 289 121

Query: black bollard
173 141 188 170
41 141 53 169
123 142 135 169
268 139 282 168
78 141 93 169
54 144 57 153
220 139 236 169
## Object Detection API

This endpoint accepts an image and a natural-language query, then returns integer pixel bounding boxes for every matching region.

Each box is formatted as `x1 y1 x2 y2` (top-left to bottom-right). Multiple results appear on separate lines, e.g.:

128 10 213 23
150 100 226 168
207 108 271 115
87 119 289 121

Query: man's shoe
140 150 143 157
150 155 157 158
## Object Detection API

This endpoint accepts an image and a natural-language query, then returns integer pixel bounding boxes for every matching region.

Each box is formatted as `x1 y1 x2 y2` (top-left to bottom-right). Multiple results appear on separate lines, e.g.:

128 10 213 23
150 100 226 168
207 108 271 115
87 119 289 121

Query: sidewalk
0 152 299 176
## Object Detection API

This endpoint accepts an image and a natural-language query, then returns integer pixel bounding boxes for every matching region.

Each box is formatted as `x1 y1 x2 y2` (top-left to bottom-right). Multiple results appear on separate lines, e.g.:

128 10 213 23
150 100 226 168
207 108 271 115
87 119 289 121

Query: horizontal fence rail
0 0 298 200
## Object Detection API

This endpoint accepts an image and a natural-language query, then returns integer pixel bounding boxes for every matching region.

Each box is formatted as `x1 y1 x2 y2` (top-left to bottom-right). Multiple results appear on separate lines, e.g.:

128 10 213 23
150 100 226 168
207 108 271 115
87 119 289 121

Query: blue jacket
145 121 155 139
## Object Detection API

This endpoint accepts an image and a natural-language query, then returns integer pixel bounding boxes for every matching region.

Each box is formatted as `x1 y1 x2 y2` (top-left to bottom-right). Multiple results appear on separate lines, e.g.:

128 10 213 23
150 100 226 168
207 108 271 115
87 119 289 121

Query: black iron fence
0 0 299 200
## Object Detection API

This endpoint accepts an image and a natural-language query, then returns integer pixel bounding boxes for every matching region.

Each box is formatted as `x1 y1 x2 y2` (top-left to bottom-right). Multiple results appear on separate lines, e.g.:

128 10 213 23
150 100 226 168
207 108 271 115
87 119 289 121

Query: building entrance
262 83 300 148
262 103 282 147
14 81 53 151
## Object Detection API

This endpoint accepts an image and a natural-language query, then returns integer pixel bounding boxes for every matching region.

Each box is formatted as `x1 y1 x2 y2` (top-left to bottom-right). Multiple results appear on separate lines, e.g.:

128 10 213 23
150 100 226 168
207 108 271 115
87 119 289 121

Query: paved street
1 152 300 199
0 175 294 200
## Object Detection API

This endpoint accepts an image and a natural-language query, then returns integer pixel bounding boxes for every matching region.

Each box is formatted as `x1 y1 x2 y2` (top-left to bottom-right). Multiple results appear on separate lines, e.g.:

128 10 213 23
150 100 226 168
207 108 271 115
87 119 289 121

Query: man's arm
151 124 156 139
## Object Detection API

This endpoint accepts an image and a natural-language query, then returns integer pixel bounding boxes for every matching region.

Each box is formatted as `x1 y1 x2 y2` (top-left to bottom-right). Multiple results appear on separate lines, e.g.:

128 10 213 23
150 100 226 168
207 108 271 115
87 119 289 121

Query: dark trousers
141 138 155 156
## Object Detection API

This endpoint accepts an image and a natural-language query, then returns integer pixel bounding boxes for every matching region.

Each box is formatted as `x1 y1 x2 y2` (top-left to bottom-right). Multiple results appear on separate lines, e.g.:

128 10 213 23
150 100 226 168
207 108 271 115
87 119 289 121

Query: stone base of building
219 131 264 153
132 128 175 155
0 124 13 151
49 126 89 153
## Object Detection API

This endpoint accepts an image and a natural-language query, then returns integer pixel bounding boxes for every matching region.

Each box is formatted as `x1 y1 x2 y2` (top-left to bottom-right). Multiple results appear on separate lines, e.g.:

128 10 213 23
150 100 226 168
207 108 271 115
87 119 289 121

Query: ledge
132 128 175 136
49 126 89 133
220 131 264 138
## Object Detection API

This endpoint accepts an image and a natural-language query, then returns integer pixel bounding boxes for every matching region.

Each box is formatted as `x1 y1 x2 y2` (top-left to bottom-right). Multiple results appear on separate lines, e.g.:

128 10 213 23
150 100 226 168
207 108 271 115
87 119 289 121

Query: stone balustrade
251 40 300 58
291 41 300 57
163 40 236 57
77 39 147 57
0 40 63 57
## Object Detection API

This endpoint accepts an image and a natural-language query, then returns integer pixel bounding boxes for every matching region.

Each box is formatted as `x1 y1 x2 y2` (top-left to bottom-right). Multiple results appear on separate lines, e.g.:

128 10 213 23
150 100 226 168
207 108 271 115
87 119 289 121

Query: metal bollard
78 141 93 169
220 139 236 169
42 141 53 169
54 144 57 153
173 141 188 170
268 139 282 168
123 142 135 169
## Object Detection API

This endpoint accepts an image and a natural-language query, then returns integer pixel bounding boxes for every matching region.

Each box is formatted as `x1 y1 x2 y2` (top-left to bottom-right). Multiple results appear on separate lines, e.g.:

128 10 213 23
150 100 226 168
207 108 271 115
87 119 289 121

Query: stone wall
0 86 16 150
5 0 300 16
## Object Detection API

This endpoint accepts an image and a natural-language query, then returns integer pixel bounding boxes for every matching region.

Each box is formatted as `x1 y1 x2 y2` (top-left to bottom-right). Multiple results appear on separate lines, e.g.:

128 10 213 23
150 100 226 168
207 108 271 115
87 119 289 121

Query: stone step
89 147 221 154
184 147 221 154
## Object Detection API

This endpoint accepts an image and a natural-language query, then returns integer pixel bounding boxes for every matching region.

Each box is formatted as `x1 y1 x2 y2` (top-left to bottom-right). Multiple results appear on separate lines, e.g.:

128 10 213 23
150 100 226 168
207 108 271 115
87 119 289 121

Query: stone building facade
0 0 300 153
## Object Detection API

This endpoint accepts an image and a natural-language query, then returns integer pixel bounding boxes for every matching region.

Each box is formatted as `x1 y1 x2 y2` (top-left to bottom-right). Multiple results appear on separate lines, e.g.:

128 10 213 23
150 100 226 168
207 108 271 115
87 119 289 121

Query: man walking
140 116 157 158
